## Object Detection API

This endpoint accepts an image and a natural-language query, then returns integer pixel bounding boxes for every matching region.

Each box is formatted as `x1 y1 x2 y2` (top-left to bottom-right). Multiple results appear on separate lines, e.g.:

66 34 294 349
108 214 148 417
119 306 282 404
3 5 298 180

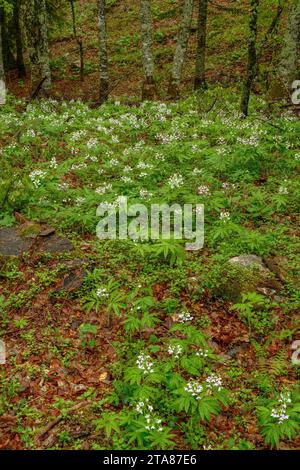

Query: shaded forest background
1 0 298 104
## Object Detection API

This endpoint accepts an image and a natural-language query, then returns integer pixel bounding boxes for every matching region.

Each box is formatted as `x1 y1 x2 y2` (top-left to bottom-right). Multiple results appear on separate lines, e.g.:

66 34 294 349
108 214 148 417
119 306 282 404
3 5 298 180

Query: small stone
39 228 56 237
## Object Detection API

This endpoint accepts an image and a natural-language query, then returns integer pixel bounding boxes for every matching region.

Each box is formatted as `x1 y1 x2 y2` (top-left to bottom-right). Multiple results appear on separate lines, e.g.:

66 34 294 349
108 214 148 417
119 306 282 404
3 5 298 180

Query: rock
263 256 289 283
228 255 267 271
61 271 85 292
0 227 34 257
256 287 276 298
40 235 73 254
19 222 41 238
215 254 282 302
39 227 56 237
64 258 89 270
0 226 73 258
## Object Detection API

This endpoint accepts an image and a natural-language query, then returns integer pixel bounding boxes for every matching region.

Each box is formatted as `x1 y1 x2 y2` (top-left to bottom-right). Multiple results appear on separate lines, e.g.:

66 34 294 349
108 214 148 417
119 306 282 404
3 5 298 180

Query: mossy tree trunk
97 0 109 105
279 0 300 92
26 0 51 98
140 0 156 100
168 0 194 99
70 0 84 81
194 0 208 90
1 6 15 71
14 0 26 78
0 8 6 105
240 0 260 117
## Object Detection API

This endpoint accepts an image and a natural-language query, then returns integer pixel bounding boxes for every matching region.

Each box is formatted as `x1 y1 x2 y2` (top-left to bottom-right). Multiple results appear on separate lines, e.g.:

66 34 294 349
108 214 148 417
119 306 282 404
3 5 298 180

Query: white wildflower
168 173 184 189
136 353 154 374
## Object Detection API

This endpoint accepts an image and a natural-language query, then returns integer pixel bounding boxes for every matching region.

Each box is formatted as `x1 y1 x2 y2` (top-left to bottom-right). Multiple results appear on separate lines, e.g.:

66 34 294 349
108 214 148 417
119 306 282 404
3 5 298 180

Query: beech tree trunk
279 0 300 91
140 0 156 99
240 0 260 117
97 0 109 104
26 0 51 98
194 0 208 89
0 9 6 105
168 0 194 98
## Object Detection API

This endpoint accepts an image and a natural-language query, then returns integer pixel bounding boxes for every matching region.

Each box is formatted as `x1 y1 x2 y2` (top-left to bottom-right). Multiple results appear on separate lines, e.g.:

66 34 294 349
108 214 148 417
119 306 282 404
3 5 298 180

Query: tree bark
140 0 156 99
240 0 260 117
97 0 109 104
0 9 6 105
168 0 194 99
194 0 208 90
279 0 300 91
14 1 26 78
70 0 84 81
26 0 51 98
1 7 15 71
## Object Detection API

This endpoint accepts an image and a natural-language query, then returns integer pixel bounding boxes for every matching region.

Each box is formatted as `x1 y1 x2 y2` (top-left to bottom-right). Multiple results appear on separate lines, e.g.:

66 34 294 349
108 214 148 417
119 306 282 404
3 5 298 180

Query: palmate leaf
124 366 143 385
141 311 160 329
148 427 176 449
180 356 201 376
123 315 140 334
127 419 148 447
196 396 221 421
93 412 122 438
174 394 193 414
261 423 280 448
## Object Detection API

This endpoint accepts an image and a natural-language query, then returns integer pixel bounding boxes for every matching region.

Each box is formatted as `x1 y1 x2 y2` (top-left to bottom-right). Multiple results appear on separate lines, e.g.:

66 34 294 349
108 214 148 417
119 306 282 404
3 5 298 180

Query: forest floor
0 93 300 450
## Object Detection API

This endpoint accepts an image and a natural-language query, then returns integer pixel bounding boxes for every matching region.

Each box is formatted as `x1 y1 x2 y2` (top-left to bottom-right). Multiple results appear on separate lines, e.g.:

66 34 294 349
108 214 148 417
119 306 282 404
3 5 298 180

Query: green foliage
257 389 300 448
231 292 277 335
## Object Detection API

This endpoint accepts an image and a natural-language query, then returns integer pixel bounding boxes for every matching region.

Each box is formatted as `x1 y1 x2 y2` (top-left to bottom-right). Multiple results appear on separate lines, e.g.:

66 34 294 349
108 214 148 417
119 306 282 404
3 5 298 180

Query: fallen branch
36 400 91 443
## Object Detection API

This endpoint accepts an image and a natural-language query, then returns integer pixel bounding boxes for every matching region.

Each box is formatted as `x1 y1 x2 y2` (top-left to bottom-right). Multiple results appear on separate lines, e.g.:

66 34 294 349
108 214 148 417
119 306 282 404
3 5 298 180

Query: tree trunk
0 9 6 105
168 0 194 99
14 1 26 78
70 0 84 81
26 0 51 98
97 0 109 104
279 0 300 91
1 7 15 71
194 0 208 90
140 0 156 99
240 0 260 117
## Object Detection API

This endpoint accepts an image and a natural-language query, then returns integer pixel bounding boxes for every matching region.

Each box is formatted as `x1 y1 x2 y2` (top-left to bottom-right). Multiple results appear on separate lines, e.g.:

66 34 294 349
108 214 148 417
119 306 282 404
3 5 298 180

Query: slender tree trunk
240 0 260 117
97 0 109 104
168 0 194 98
26 0 51 98
0 9 6 105
14 1 26 78
194 0 208 89
140 0 156 99
70 0 84 81
279 0 300 91
1 8 15 71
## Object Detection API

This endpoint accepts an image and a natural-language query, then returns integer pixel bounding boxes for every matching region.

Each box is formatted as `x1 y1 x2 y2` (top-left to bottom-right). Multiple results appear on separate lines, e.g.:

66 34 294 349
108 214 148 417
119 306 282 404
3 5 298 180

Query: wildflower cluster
168 344 183 358
219 211 230 222
197 185 210 196
270 392 291 424
196 348 209 358
96 287 109 298
168 173 184 189
185 380 203 400
176 311 194 323
205 374 223 392
136 353 154 374
29 170 47 188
